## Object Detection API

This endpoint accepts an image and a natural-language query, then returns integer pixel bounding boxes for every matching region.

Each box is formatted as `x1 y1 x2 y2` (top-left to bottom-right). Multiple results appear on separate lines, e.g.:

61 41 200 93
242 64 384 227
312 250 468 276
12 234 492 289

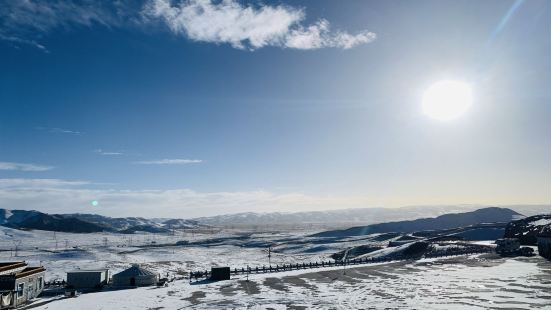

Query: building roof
15 267 45 279
67 269 108 274
113 265 155 278
0 262 26 273
0 267 45 280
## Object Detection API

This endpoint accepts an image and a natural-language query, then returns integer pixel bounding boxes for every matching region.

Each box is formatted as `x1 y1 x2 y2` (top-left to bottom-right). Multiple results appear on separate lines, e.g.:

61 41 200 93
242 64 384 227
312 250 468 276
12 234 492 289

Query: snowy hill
192 205 547 227
0 209 106 233
504 214 551 245
192 206 483 227
312 207 521 237
0 209 205 234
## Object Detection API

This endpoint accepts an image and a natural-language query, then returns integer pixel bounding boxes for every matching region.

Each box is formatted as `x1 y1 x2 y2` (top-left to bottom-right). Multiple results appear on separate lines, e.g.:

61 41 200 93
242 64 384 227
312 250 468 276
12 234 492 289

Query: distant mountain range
311 207 522 237
192 205 548 227
0 209 205 234
0 205 547 234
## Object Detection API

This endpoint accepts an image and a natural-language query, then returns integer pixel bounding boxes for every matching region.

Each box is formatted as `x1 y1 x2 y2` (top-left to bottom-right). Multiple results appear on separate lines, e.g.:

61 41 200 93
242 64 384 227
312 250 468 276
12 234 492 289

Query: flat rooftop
67 269 109 273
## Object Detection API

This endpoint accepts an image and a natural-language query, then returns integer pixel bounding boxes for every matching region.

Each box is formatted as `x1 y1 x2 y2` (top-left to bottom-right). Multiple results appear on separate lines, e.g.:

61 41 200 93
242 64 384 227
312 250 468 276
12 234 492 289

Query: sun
422 80 473 121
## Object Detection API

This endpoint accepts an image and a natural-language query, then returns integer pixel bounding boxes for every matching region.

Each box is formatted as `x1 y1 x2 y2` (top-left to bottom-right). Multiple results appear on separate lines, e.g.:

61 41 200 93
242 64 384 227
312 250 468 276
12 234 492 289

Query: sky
1 0 551 218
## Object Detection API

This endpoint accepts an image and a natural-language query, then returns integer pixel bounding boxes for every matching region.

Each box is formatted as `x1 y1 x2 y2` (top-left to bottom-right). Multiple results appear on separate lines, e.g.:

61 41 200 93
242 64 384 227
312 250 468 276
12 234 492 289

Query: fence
189 246 494 282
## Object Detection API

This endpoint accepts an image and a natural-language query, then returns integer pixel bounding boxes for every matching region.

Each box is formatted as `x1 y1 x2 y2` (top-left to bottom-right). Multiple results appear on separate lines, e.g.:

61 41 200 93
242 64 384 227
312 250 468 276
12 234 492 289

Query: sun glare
422 80 473 121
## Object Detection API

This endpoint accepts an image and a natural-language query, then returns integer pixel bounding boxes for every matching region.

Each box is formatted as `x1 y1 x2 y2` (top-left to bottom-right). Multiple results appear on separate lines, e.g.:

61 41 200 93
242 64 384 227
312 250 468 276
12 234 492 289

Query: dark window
17 283 24 298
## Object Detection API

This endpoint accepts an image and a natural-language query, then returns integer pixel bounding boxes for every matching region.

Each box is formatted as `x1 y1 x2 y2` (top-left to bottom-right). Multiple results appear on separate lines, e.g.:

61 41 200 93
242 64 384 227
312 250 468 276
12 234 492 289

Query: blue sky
1 0 550 217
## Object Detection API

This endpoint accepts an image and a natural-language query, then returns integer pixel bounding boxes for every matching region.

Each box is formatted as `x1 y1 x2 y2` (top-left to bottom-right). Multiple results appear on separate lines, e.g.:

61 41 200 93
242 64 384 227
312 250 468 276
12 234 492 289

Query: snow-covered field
32 255 551 310
1 227 550 309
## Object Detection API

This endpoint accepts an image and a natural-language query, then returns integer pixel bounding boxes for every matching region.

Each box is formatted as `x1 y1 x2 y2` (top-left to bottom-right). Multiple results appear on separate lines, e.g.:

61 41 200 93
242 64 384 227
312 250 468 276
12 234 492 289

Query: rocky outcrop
504 214 551 245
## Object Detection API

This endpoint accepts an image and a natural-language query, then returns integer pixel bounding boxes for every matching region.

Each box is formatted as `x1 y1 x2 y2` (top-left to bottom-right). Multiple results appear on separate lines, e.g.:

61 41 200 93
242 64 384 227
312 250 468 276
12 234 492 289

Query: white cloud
143 0 376 50
133 158 203 165
0 178 89 188
49 128 82 135
35 127 82 135
285 20 376 50
0 178 368 217
94 149 124 156
0 33 48 51
0 162 54 172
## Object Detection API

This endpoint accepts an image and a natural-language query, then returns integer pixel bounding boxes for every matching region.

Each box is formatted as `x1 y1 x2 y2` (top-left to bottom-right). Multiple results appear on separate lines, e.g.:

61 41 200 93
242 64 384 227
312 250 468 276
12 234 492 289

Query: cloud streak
0 0 123 50
36 127 82 135
143 0 376 50
0 178 89 188
133 158 203 165
0 162 54 172
94 149 124 156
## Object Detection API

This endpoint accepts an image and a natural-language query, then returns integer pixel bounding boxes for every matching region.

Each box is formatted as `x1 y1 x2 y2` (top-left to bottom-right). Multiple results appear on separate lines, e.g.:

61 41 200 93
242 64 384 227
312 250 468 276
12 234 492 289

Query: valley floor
1 227 550 309
33 254 551 310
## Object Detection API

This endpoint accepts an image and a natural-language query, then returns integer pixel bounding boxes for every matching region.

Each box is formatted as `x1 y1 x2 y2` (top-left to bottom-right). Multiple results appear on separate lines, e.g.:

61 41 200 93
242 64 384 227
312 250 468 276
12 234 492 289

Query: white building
0 262 45 309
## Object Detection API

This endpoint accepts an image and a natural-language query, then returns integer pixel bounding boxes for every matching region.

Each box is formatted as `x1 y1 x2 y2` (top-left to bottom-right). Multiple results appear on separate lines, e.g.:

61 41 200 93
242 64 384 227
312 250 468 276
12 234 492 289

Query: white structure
0 262 45 309
66 269 109 289
112 265 157 287
495 238 520 254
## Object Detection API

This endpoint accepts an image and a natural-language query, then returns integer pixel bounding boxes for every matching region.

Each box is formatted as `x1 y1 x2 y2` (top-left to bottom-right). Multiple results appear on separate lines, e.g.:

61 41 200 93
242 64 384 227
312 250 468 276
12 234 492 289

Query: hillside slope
503 214 551 245
312 207 521 237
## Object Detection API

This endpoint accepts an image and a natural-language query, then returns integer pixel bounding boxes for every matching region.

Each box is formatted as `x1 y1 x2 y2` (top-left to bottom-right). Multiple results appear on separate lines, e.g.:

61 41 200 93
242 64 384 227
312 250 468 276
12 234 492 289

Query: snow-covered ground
32 255 551 310
1 226 550 309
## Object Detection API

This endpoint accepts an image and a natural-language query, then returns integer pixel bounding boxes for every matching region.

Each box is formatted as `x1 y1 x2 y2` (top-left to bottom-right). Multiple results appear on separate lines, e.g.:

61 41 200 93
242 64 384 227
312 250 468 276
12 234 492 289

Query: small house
112 265 158 287
0 262 45 309
66 269 109 289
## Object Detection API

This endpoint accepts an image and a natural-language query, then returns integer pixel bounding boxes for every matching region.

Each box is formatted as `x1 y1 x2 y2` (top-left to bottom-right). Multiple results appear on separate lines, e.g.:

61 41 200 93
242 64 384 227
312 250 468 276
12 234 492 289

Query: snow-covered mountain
0 209 206 234
0 209 106 233
192 205 547 227
312 207 521 237
61 213 163 231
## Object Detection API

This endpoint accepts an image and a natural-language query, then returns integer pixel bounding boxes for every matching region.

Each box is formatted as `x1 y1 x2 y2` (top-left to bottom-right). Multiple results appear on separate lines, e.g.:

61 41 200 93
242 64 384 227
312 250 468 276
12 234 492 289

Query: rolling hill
312 207 522 237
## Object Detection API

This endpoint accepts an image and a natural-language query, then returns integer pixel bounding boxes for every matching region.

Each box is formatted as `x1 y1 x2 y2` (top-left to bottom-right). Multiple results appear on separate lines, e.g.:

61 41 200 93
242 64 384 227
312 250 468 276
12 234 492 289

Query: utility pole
268 246 272 266
13 240 21 257
342 248 350 275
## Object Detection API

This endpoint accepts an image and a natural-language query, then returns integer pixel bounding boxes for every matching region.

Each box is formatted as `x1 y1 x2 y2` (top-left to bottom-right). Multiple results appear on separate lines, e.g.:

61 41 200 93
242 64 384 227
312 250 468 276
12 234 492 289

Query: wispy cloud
1 0 375 51
0 0 129 50
0 162 54 172
0 178 88 188
133 158 202 165
94 149 124 156
143 0 376 50
0 33 48 51
36 127 82 135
